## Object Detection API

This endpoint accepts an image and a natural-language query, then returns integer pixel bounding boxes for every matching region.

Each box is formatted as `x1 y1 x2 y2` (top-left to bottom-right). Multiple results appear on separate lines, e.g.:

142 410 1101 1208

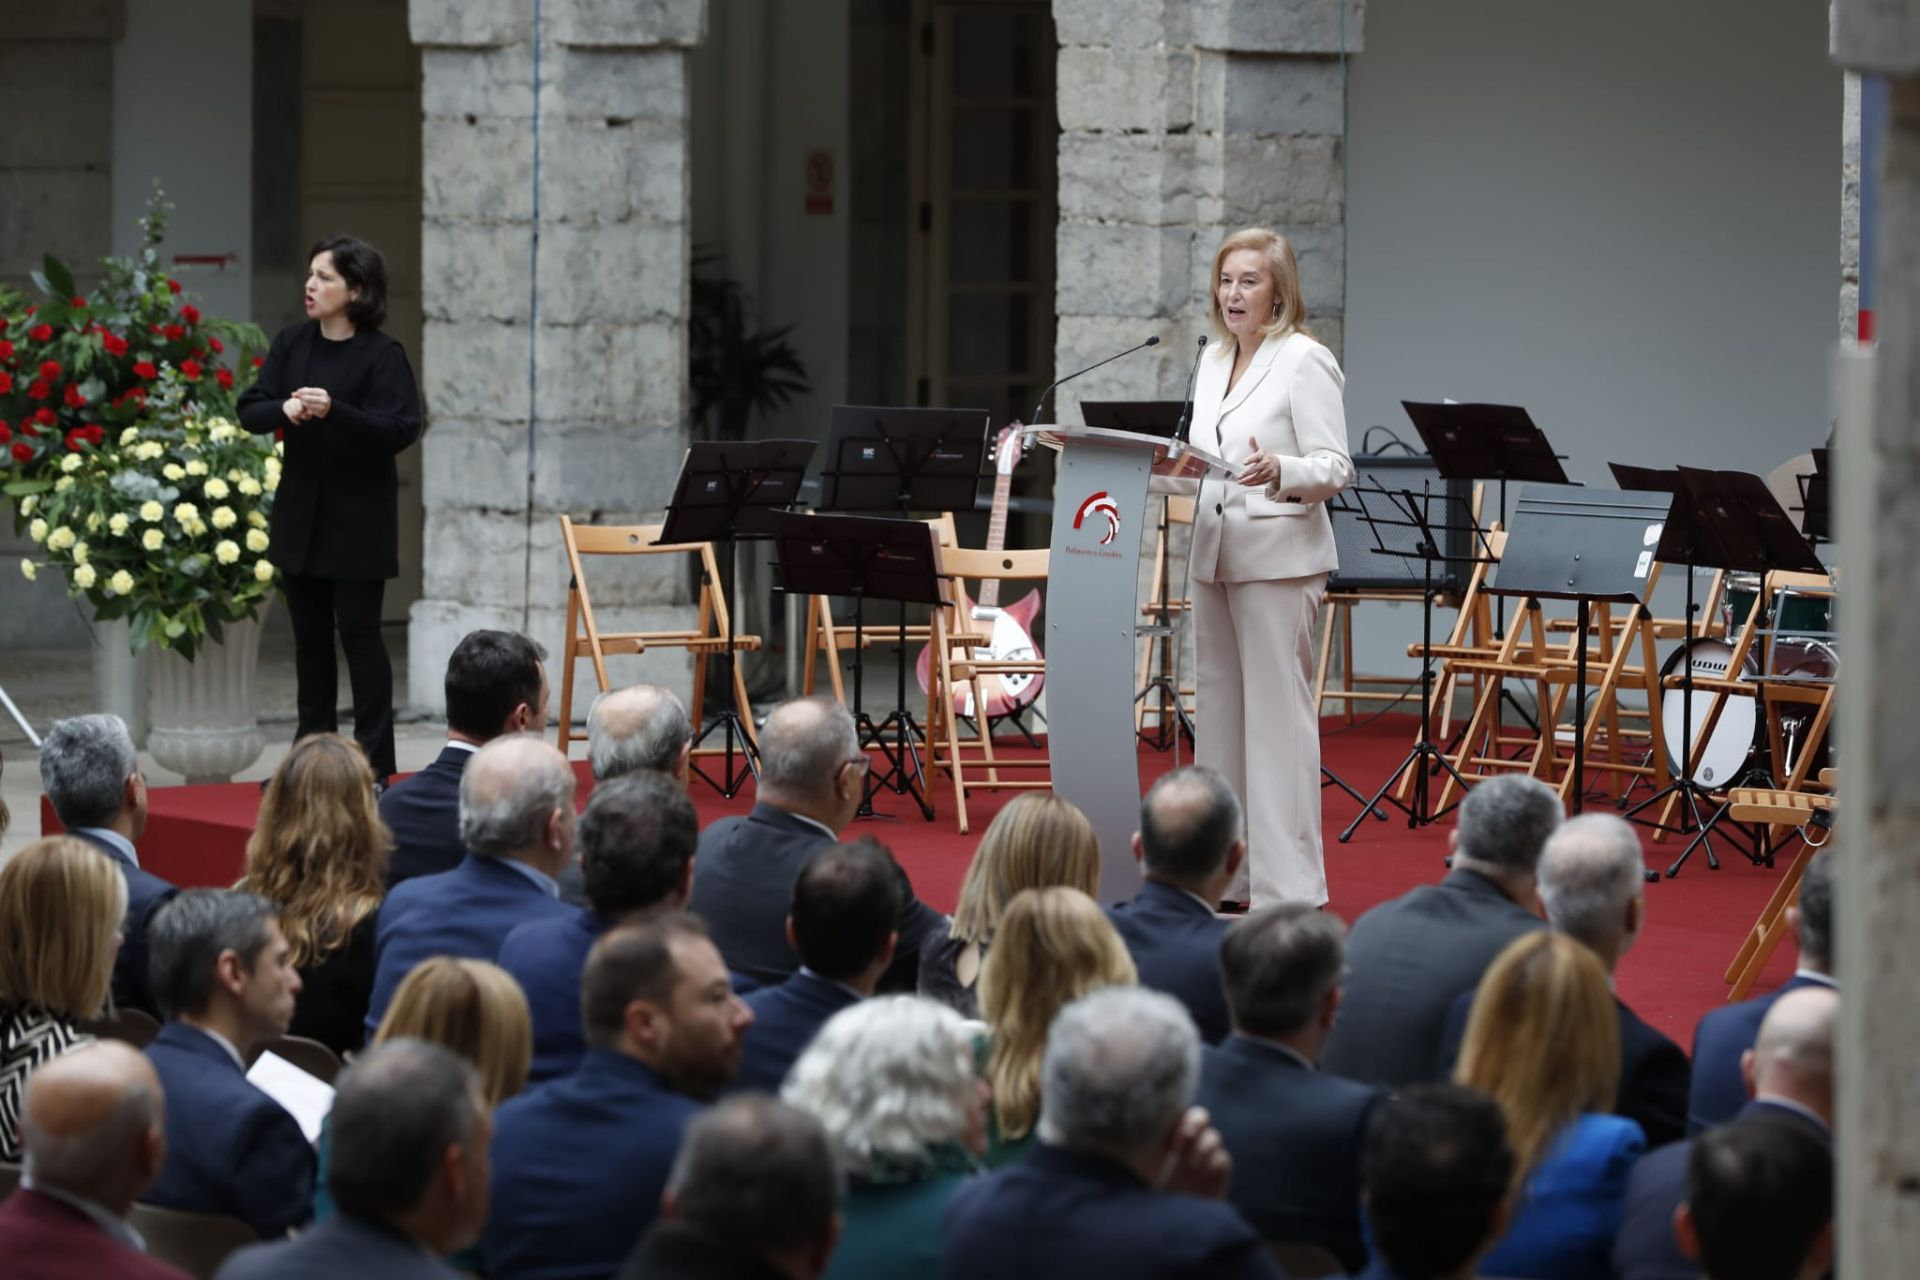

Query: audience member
1614 985 1836 1280
214 1040 492 1280
1323 772 1559 1086
0 837 125 1161
483 913 753 1280
1197 904 1383 1270
497 772 698 1082
380 630 548 885
1437 812 1689 1147
1356 1084 1516 1280
619 1095 842 1280
782 996 987 1280
735 840 901 1093
977 887 1137 1167
1453 931 1644 1280
589 683 694 783
0 1042 188 1279
1106 766 1244 1043
688 696 944 991
1674 1113 1834 1280
236 734 390 1055
365 734 578 1036
1689 852 1835 1132
142 889 315 1238
942 986 1282 1280
38 713 178 1016
919 792 1099 1018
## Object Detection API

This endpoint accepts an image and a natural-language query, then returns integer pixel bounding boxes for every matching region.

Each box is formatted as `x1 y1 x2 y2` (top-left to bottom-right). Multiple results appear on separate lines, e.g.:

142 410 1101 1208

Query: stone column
408 0 704 716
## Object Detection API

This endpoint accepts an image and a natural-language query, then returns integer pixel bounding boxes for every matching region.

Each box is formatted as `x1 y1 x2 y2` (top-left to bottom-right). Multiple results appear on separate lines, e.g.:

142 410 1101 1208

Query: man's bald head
22 1041 167 1211
458 734 578 872
588 684 693 783
1137 766 1244 888
1746 986 1838 1121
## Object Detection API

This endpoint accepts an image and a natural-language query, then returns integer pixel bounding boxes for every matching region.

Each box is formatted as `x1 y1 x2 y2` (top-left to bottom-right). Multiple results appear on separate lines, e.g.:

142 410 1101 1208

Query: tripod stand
1135 492 1197 752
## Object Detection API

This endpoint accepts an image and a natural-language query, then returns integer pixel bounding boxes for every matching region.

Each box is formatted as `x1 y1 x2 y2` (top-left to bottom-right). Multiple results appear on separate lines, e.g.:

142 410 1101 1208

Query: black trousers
282 573 397 779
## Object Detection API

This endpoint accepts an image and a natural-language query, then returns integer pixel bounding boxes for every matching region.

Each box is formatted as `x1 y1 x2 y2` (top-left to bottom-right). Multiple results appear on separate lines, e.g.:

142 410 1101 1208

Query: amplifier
1328 454 1474 594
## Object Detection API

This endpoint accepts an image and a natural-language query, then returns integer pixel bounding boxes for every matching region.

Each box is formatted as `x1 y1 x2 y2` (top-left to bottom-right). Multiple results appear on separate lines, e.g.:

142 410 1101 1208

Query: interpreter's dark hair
1686 1114 1833 1280
668 1095 841 1254
578 772 699 917
791 839 901 981
147 890 280 1020
443 630 545 740
1138 766 1242 884
328 1039 481 1220
1363 1084 1514 1277
580 913 707 1049
309 234 390 330
1219 904 1346 1038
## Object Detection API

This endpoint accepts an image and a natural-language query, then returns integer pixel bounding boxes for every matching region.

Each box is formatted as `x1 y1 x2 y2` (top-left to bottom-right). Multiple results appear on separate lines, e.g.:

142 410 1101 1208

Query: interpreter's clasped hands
1237 435 1281 488
282 387 333 424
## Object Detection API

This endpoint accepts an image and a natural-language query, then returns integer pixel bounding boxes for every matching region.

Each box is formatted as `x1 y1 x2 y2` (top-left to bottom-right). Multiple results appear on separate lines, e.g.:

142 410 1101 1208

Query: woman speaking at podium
1188 227 1354 908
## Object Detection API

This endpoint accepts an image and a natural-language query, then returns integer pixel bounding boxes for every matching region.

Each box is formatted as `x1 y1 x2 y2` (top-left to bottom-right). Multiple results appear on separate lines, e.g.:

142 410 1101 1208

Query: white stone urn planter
146 608 268 784
88 611 150 748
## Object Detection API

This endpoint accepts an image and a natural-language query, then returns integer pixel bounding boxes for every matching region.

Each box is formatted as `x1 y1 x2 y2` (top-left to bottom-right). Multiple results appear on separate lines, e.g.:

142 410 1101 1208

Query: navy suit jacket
378 744 471 885
941 1144 1285 1280
1106 881 1232 1045
482 1048 703 1280
142 1023 315 1239
496 906 609 1084
733 970 863 1094
213 1212 465 1280
1688 973 1834 1133
71 830 177 1018
366 854 576 1038
1195 1036 1382 1271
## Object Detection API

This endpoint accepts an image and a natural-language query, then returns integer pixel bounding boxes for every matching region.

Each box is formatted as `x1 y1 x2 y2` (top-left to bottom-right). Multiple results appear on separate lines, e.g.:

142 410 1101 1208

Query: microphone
1171 335 1209 447
1027 335 1160 427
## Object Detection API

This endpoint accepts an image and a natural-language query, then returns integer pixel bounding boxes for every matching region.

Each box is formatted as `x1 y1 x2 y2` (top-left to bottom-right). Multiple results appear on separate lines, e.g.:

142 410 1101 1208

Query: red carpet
46 715 1800 1049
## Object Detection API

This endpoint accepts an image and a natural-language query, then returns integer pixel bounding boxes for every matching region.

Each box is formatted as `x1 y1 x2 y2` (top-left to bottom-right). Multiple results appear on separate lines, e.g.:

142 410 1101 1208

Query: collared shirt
1177 885 1219 915
181 1022 248 1072
1233 1033 1317 1071
798 966 870 1002
71 826 139 869
445 739 480 756
499 857 561 899
1792 969 1838 989
20 1174 148 1254
784 810 838 843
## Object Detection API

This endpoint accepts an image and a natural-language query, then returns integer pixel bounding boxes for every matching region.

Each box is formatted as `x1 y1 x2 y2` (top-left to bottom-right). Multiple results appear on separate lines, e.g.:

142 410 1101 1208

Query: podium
1023 423 1234 901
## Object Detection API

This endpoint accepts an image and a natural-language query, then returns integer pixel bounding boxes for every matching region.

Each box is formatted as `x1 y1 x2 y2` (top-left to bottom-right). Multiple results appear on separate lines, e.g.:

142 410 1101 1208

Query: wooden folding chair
1723 774 1835 999
249 1033 343 1085
1137 494 1196 739
556 516 762 758
1316 589 1426 722
803 513 959 705
129 1204 258 1279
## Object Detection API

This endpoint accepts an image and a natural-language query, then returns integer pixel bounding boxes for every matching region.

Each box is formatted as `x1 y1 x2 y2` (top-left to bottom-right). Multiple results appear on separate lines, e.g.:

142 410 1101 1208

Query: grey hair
21 1065 163 1196
327 1038 483 1221
38 713 138 830
668 1094 843 1253
1538 813 1645 952
782 996 978 1178
1219 904 1347 1038
458 735 577 858
587 685 692 782
147 889 279 1020
758 696 860 797
1037 986 1199 1160
1454 774 1563 875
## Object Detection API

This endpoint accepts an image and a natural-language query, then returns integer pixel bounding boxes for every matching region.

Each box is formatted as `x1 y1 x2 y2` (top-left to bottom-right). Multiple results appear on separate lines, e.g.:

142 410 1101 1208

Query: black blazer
1105 881 1232 1044
237 321 422 580
1320 869 1545 1088
288 912 379 1056
1195 1036 1383 1271
70 830 177 1018
378 744 471 886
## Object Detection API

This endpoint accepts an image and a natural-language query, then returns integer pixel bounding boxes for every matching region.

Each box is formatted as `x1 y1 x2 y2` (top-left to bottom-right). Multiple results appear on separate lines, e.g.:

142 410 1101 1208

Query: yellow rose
47 527 75 552
136 441 164 461
263 471 280 493
139 500 165 523
108 513 131 536
173 503 199 526
253 559 275 584
238 477 263 497
85 513 103 533
227 468 245 483
71 541 89 566
53 476 74 493
214 540 241 565
142 528 165 552
245 528 270 554
73 564 97 590
28 519 47 544
19 496 35 516
185 460 209 477
60 454 81 474
20 559 36 581
212 506 237 530
205 478 231 500
187 519 208 537
247 511 268 529
273 440 285 458
120 426 142 445
162 464 186 482
109 570 135 596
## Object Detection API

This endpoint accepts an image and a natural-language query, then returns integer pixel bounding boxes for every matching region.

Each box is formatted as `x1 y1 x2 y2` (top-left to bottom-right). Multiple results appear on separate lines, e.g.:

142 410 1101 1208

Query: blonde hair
978 887 1136 1141
1207 226 1311 346
1454 932 1620 1189
374 957 532 1106
238 734 390 969
0 837 127 1017
950 794 1101 945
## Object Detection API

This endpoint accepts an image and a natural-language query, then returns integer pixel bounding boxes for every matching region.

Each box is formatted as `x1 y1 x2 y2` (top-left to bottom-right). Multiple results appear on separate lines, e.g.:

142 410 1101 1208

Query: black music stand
1796 447 1831 544
1481 484 1673 817
658 439 816 797
1080 401 1187 437
768 510 944 820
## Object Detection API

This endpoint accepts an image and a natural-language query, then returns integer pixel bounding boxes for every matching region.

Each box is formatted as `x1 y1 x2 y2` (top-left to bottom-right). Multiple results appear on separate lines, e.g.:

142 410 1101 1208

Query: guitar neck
980 468 1013 610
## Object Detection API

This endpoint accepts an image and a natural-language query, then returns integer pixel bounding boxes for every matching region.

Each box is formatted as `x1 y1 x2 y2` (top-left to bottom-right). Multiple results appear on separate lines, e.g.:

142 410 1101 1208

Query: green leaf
42 255 76 301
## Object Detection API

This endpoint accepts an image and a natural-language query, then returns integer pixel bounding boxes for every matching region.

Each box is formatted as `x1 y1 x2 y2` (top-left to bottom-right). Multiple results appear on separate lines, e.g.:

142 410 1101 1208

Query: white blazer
1188 330 1354 584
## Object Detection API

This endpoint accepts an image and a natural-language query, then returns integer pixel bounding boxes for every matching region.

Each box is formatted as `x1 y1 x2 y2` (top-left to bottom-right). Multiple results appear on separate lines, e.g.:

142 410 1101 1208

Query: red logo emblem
1072 491 1121 546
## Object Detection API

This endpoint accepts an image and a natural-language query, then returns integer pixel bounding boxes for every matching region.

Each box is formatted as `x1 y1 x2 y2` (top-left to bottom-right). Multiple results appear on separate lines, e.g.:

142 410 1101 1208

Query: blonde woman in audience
920 793 1101 1018
783 995 990 1279
237 733 391 1054
0 836 125 1159
977 886 1137 1167
1454 931 1645 1280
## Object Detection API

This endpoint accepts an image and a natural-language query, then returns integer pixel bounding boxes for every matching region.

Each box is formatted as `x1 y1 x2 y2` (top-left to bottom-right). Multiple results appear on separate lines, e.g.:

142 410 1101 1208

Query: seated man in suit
1356 1084 1516 1280
38 713 178 1016
483 913 754 1280
0 1042 189 1279
688 696 945 992
733 840 899 1093
497 771 700 1082
1614 985 1835 1280
1675 1113 1834 1280
1197 904 1383 1271
1105 766 1243 1044
942 986 1283 1280
380 629 548 885
366 734 580 1037
1690 853 1835 1133
588 683 694 784
620 1095 841 1280
213 1040 492 1280
141 890 314 1238
1322 773 1559 1087
1437 813 1690 1147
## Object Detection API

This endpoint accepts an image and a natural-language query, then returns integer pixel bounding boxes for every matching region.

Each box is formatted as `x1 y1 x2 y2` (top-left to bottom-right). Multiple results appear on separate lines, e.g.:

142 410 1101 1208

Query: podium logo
1073 491 1121 546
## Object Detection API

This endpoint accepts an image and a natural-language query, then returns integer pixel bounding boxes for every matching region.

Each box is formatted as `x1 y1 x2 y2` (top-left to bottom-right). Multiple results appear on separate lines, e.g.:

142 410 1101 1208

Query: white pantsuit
1189 330 1354 906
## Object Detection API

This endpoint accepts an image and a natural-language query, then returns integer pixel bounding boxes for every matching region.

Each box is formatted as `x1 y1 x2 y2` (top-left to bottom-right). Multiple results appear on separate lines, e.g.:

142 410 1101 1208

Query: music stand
657 439 816 797
767 510 944 819
1080 401 1187 437
1796 448 1832 544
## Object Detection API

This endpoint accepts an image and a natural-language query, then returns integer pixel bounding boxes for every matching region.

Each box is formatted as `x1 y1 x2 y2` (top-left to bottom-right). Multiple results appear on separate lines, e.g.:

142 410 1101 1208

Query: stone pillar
408 0 704 717
1841 72 1863 337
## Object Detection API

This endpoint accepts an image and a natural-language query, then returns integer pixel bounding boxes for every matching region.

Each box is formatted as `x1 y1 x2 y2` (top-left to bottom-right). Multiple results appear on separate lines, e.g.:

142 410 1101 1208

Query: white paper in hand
246 1050 335 1145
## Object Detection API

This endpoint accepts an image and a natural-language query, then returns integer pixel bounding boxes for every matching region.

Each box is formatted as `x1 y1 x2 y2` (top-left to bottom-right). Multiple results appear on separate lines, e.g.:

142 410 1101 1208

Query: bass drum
1660 638 1760 787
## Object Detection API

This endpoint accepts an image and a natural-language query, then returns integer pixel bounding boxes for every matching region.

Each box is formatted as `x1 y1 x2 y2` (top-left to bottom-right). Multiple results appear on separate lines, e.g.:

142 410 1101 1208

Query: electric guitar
915 423 1045 720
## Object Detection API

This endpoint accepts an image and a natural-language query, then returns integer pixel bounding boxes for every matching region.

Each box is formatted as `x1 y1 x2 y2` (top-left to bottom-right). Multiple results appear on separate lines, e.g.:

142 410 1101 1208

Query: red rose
27 324 53 343
102 333 128 357
26 380 49 401
65 431 85 452
85 424 105 445
208 336 224 354
163 324 185 341
70 296 87 308
181 305 201 325
180 360 204 381
32 408 55 426
38 360 60 380
167 279 182 294
0 423 10 443
133 361 158 380
150 323 164 335
216 368 234 390
10 443 29 463
0 340 13 359
63 384 85 409
0 373 10 394
252 356 265 368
